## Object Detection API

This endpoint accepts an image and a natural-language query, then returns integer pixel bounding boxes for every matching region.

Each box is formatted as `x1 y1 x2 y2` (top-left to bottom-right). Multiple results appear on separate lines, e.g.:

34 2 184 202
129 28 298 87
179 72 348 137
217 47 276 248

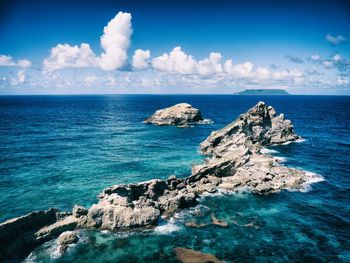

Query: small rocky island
144 103 204 127
0 101 320 261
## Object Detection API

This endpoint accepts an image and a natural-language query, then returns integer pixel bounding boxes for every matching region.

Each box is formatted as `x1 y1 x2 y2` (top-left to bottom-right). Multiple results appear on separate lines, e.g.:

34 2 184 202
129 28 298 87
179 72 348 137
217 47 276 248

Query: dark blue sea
0 95 349 262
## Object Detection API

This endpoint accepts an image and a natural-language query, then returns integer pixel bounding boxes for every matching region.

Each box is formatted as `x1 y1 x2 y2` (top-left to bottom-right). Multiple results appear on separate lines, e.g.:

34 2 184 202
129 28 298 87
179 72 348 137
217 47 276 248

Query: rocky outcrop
0 101 319 260
144 103 204 127
0 209 79 260
174 247 223 263
82 101 315 231
192 101 316 194
58 231 79 253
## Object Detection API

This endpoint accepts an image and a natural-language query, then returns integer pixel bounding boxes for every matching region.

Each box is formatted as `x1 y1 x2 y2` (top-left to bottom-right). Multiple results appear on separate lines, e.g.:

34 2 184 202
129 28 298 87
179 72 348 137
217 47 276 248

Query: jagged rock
58 231 79 253
35 215 80 242
174 247 223 263
192 101 311 194
72 205 88 218
0 101 318 260
0 209 80 261
144 103 204 127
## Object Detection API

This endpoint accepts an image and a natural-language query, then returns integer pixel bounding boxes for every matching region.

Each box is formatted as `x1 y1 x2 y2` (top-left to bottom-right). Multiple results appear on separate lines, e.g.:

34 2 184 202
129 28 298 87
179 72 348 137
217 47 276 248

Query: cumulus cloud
99 12 132 70
197 52 223 75
285 55 304 64
152 47 226 76
43 12 132 72
43 43 99 71
224 60 254 78
326 34 346 45
132 49 151 69
0 55 31 67
152 47 197 74
11 70 26 86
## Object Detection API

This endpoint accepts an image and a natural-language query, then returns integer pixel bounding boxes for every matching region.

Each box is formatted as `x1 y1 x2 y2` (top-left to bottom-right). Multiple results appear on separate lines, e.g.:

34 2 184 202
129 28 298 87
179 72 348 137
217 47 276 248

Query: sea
0 95 349 262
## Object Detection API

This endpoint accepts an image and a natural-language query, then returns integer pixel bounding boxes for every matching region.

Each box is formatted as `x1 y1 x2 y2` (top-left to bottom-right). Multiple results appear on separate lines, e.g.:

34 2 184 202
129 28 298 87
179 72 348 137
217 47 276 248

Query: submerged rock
144 103 204 127
174 247 223 263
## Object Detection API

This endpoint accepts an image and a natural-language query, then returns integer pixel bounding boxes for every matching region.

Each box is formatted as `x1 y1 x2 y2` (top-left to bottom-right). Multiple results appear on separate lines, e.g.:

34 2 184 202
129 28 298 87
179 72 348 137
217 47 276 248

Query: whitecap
300 171 325 192
197 119 214 125
154 217 181 235
261 147 279 154
281 138 306 145
286 171 324 193
274 156 287 163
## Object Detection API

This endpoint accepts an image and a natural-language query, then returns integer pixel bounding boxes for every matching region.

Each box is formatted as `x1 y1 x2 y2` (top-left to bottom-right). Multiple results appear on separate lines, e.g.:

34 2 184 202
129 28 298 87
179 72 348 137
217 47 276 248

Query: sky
0 0 349 94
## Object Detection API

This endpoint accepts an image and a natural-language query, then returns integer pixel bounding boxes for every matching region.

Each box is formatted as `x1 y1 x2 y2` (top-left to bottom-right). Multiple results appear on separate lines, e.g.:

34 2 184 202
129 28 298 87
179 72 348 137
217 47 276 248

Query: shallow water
1 95 350 262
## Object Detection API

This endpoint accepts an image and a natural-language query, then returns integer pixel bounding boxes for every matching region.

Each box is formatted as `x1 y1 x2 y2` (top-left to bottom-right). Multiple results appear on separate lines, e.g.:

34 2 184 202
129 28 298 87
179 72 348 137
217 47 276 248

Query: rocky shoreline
0 101 320 261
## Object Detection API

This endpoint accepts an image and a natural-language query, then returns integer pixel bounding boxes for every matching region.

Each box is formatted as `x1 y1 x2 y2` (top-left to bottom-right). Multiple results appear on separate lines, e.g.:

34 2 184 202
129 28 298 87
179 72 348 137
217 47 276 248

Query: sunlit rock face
144 103 204 127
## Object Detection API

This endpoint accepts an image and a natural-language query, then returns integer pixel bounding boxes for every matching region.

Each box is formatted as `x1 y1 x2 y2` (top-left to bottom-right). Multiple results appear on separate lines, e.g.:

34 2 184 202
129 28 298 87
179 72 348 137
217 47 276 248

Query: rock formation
174 247 223 263
82 101 316 230
144 103 204 127
0 101 321 261
0 209 79 260
58 231 79 253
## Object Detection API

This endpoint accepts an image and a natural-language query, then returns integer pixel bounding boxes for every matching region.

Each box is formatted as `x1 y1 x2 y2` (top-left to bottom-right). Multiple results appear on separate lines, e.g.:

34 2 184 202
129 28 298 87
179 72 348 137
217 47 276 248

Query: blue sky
0 0 349 94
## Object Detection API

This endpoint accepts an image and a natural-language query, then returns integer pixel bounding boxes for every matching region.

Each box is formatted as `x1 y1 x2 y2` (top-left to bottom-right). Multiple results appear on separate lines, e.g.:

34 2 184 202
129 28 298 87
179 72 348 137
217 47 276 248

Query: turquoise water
0 95 349 262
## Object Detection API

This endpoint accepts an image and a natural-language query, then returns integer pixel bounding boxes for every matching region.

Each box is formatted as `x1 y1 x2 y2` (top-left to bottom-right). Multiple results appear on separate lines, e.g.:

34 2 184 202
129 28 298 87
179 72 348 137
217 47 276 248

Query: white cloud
99 11 132 70
323 60 333 68
310 54 321 61
132 49 151 69
11 70 26 86
326 34 346 45
0 55 31 67
333 54 342 61
224 60 253 78
43 43 99 71
152 46 197 74
197 52 223 75
43 12 132 72
84 75 98 86
256 67 270 79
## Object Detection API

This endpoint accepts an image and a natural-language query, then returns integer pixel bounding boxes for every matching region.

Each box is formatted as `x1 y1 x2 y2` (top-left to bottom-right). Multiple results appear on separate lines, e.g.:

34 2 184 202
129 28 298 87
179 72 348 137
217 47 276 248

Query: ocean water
0 95 349 262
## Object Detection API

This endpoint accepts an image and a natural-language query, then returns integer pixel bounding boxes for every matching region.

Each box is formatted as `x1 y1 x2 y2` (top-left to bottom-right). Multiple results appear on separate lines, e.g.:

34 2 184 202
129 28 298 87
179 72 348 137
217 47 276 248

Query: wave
281 138 306 145
286 170 325 193
274 156 287 163
261 147 279 154
154 217 182 235
197 119 214 124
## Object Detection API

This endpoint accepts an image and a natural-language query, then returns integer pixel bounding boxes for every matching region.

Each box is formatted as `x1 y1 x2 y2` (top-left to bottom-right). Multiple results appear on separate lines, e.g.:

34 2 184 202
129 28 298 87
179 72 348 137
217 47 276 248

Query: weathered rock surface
0 209 80 260
144 103 204 127
1 101 319 260
174 247 223 263
82 101 315 231
193 101 315 194
72 205 88 218
58 231 79 253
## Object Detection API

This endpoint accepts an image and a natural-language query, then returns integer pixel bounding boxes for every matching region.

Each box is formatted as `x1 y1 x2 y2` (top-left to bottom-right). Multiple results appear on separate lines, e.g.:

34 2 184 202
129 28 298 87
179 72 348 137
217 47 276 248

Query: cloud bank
0 12 349 94
43 12 132 72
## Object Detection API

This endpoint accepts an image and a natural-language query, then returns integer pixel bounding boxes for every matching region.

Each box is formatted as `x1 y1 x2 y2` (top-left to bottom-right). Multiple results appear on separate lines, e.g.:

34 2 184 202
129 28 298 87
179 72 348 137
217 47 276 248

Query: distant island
234 89 290 95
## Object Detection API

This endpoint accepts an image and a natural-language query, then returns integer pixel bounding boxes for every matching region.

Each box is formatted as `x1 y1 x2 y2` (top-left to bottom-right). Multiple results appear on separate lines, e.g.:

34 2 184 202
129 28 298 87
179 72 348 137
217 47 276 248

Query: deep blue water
0 95 349 262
